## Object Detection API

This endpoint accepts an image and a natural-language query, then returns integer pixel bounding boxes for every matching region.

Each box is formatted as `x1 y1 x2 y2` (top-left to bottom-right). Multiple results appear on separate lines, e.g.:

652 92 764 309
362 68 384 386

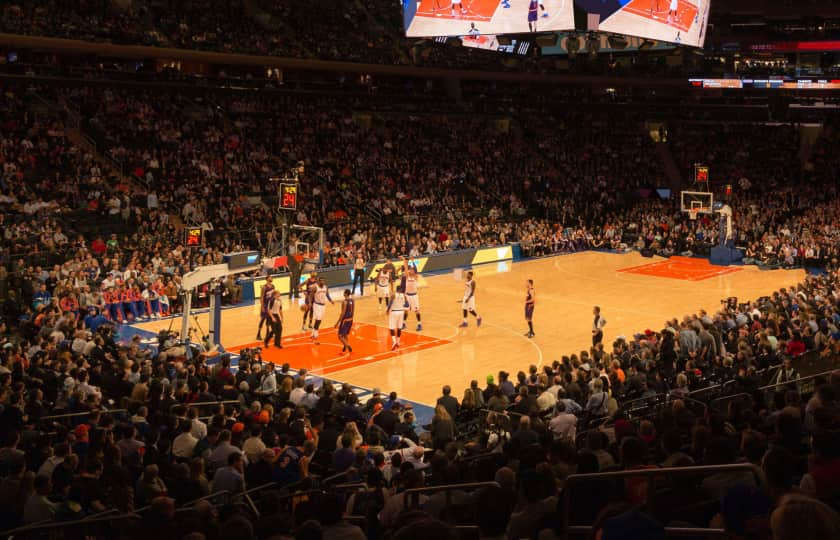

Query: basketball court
405 0 574 37
131 251 804 405
597 0 710 47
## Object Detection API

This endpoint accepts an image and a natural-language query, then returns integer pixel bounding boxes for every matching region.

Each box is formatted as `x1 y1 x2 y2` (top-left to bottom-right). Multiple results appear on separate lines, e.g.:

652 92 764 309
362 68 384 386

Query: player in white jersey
668 0 678 23
387 285 407 350
451 0 466 17
402 267 422 331
311 277 334 343
375 268 391 305
459 270 482 327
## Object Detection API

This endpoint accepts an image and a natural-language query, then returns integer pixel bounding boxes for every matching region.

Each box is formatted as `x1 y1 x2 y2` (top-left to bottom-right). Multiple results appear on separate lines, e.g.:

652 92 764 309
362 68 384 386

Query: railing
1 512 140 539
709 392 753 413
757 367 836 394
182 400 241 410
402 481 499 511
560 463 762 540
567 525 725 538
40 409 127 423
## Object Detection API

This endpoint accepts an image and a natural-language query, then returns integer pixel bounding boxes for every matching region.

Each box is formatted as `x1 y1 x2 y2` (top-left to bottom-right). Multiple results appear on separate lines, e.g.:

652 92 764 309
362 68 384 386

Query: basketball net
688 209 698 221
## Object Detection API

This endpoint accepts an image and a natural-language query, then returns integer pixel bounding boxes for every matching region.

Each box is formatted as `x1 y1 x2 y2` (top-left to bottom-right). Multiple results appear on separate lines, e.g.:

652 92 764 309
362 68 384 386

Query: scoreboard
694 165 709 185
185 227 203 247
280 183 298 210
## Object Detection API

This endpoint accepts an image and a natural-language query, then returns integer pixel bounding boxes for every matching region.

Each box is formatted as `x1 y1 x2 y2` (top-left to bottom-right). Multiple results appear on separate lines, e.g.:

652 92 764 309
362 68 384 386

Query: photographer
158 330 186 362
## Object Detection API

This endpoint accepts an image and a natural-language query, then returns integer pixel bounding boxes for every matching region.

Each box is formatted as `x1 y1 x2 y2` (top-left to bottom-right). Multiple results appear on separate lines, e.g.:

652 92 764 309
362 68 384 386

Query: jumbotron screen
446 34 532 55
576 0 711 47
403 0 574 38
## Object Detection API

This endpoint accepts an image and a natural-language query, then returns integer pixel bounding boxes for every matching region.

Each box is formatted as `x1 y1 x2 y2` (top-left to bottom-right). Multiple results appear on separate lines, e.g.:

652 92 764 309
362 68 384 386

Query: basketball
300 304 307 312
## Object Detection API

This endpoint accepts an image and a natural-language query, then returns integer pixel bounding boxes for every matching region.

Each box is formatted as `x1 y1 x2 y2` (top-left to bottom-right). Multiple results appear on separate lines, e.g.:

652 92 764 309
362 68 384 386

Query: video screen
403 0 575 38
457 34 532 55
576 0 711 47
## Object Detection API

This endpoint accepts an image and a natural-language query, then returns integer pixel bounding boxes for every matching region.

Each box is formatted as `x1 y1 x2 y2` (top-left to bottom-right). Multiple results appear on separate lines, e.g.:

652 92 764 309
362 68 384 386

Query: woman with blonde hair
337 422 363 451
277 376 294 402
670 373 690 398
430 404 455 450
461 388 477 410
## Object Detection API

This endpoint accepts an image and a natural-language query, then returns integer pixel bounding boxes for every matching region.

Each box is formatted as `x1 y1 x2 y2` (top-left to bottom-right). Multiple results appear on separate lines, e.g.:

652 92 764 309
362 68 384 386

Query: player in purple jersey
334 289 355 353
256 276 274 340
528 0 539 32
525 279 535 338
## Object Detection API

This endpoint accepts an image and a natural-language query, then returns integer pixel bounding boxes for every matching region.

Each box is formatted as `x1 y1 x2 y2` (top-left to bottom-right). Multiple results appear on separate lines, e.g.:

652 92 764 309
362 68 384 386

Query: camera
240 347 262 364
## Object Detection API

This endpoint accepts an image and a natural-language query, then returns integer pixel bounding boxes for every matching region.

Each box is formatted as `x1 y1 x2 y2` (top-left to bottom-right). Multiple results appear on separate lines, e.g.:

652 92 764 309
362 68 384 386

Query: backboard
680 191 714 215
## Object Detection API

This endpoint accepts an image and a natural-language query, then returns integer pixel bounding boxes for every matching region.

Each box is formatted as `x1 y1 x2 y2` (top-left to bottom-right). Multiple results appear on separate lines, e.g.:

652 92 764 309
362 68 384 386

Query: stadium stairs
655 141 685 192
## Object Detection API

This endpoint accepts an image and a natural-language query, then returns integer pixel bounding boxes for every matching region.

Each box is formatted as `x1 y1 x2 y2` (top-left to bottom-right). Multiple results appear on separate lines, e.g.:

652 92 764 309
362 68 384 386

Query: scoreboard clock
280 183 298 210
185 227 203 247
694 165 709 184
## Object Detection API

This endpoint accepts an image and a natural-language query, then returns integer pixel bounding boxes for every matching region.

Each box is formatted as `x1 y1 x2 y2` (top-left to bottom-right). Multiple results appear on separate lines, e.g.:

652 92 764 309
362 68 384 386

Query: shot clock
280 183 298 210
694 165 709 185
185 227 203 247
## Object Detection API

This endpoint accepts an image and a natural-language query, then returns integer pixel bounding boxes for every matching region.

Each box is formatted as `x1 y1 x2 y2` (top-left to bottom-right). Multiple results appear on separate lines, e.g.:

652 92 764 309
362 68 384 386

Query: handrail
81 508 120 520
403 481 500 496
560 463 762 540
1 512 140 536
184 490 230 507
477 407 524 418
402 481 499 511
40 409 127 421
321 470 354 486
0 519 53 537
709 392 753 412
184 400 241 409
567 526 726 538
757 368 836 393
241 481 277 496
332 482 367 491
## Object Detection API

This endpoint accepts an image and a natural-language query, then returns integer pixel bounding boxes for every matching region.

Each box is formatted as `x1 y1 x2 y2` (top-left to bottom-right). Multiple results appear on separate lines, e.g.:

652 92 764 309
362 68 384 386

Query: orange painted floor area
621 0 698 32
617 256 742 281
227 323 452 376
416 0 498 22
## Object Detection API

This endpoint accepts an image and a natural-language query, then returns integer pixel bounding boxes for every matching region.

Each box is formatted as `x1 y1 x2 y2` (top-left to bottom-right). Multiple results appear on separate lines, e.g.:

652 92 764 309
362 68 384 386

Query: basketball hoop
688 209 698 221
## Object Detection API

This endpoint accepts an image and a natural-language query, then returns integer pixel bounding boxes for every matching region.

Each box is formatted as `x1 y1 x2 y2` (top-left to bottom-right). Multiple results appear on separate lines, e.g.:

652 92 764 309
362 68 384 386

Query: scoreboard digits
694 165 709 185
185 227 203 247
280 183 298 210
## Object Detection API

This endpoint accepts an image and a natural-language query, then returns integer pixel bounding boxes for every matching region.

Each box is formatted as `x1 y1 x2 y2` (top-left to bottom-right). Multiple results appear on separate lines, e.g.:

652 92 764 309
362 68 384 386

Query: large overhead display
575 0 711 47
403 0 574 38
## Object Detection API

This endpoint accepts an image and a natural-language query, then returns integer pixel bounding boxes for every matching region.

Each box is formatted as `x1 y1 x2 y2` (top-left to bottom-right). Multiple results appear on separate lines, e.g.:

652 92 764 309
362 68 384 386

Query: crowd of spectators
0 0 541 72
1 70 840 538
1 258 839 537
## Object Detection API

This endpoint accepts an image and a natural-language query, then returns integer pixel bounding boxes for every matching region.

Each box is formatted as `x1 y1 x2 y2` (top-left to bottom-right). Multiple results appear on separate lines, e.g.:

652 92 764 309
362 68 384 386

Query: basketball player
650 0 661 17
382 258 397 296
668 0 678 24
375 267 391 306
256 275 275 340
403 267 422 331
467 22 480 39
300 273 318 331
311 277 334 343
459 270 482 327
105 286 124 323
527 0 539 32
525 279 535 338
334 289 355 353
592 305 606 346
539 1 548 17
351 252 366 296
451 0 466 17
387 285 407 350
